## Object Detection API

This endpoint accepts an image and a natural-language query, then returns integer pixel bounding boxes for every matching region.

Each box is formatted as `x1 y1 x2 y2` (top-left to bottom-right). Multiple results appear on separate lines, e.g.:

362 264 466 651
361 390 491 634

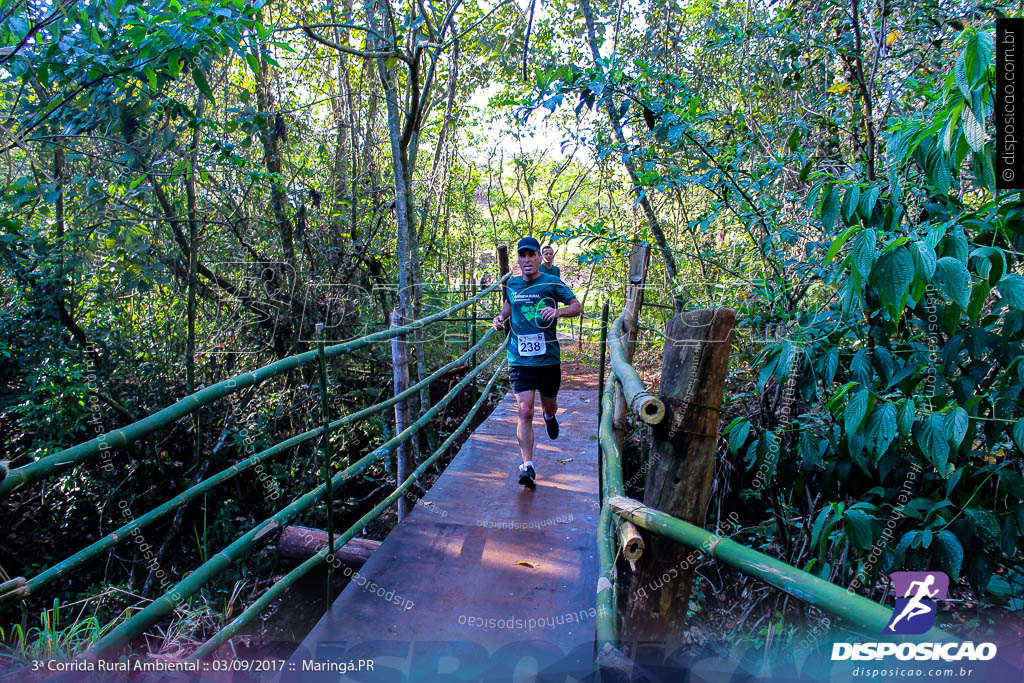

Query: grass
0 596 115 666
0 579 254 667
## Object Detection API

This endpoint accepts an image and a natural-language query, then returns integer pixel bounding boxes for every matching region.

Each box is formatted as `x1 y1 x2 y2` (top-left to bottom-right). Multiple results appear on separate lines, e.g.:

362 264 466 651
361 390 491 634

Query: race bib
517 333 546 357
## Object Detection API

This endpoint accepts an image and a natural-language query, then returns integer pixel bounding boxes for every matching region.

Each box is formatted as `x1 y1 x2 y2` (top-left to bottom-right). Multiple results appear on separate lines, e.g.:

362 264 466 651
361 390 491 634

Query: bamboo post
390 311 412 520
497 245 509 304
608 316 666 425
613 245 650 455
315 324 336 603
617 522 644 569
622 308 736 651
497 245 510 342
470 281 478 402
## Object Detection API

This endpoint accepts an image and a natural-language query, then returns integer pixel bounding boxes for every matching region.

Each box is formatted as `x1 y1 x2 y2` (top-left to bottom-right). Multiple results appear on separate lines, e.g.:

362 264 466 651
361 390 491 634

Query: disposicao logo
886 571 948 634
831 571 998 662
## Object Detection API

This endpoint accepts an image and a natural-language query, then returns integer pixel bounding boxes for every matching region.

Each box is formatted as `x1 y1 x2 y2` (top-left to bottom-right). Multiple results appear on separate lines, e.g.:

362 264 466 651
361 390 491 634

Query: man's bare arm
493 300 512 331
540 297 582 322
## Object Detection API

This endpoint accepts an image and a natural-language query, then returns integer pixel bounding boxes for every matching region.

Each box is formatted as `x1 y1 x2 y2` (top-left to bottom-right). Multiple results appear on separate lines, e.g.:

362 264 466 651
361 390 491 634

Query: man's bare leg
515 389 536 465
540 394 558 420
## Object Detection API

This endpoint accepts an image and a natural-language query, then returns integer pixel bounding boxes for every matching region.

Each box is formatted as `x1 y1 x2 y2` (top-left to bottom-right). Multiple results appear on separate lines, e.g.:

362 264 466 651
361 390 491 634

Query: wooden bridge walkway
282 389 601 681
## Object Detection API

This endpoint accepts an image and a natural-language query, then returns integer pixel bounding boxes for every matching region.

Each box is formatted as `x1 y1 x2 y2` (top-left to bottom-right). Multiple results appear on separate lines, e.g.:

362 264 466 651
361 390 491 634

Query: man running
540 245 560 278
493 237 582 489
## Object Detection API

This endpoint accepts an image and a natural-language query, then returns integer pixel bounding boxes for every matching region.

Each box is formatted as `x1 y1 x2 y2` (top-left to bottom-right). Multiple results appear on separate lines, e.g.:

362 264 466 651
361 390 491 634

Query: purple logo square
890 571 949 599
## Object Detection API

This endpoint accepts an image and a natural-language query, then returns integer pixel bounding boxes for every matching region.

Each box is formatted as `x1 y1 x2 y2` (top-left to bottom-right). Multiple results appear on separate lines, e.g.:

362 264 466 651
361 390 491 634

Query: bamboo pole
617 523 644 565
607 315 665 425
188 361 507 661
0 273 511 498
82 345 506 659
470 281 478 403
3 329 501 609
600 372 624 498
611 245 651 459
497 245 509 303
595 371 623 650
609 496 957 643
595 502 617 651
0 577 25 597
315 324 335 603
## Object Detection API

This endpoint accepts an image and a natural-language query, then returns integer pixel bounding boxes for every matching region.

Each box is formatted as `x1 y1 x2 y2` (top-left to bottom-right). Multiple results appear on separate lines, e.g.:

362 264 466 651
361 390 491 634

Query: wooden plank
283 390 601 680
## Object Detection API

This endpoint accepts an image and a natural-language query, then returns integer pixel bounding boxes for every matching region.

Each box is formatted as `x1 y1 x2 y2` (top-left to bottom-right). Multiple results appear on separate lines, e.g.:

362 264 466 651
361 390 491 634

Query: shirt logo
885 571 949 634
520 301 542 322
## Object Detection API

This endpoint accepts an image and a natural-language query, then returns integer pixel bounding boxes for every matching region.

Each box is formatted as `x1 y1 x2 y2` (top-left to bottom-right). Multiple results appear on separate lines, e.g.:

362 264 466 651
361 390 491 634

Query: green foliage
522 1 1022 612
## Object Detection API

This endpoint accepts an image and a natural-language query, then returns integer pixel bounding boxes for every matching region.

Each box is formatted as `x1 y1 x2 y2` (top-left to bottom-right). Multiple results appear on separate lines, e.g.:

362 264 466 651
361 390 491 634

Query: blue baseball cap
516 237 541 253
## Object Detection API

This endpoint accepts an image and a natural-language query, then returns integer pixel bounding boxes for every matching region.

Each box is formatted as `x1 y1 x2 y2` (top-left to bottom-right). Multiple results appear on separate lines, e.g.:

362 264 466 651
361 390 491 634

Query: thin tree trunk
579 0 683 312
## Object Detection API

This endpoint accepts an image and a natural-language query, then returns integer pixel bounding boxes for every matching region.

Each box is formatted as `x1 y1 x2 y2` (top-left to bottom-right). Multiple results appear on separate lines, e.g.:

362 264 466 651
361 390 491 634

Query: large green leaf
962 106 986 153
845 389 869 433
851 229 876 278
728 418 751 455
911 241 937 280
934 530 963 580
871 246 914 307
821 186 840 232
858 185 880 218
1013 418 1024 453
191 66 216 103
824 225 858 265
865 403 898 460
822 347 839 385
966 508 1000 546
897 399 916 438
842 185 862 223
934 257 971 308
997 274 1024 309
843 509 874 551
970 246 1006 285
914 414 950 473
954 46 972 100
943 406 969 448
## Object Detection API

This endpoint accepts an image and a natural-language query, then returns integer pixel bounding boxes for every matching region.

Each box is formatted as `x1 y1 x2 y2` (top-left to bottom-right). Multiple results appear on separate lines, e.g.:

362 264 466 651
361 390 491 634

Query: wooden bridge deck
282 389 601 681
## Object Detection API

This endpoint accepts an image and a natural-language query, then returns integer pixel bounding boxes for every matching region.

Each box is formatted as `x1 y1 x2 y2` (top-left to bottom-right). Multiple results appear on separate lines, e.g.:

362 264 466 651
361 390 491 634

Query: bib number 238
517 333 546 357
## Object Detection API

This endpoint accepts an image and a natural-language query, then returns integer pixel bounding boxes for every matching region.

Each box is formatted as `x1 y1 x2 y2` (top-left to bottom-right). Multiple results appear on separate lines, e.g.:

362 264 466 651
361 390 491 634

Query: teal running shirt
505 273 576 367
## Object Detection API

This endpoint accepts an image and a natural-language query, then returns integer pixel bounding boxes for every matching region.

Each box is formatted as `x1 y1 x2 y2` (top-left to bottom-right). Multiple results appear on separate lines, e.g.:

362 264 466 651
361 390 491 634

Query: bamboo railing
593 251 957 657
1 271 512 660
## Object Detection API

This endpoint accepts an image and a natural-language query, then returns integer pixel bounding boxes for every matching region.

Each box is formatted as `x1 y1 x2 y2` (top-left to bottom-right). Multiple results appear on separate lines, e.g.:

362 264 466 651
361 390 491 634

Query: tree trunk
277 526 380 568
578 0 682 311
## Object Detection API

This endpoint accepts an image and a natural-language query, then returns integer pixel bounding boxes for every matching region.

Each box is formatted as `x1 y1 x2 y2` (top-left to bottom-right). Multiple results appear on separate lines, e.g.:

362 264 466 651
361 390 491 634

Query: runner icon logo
885 571 949 635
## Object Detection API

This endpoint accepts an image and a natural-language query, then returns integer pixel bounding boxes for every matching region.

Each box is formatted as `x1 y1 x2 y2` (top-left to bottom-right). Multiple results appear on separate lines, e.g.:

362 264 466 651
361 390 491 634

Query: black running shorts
509 364 561 397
